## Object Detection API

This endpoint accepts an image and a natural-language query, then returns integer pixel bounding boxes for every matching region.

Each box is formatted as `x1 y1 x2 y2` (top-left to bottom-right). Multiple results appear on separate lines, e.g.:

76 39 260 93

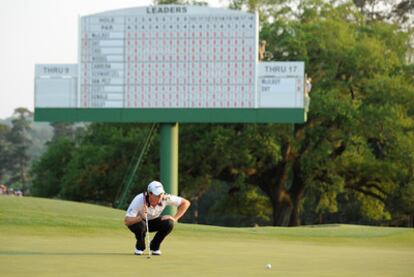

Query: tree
49 122 76 143
31 138 75 197
154 0 186 4
29 0 414 227
154 0 208 6
203 0 414 226
248 0 414 225
58 123 159 206
6 108 33 192
31 123 159 205
352 0 414 24
0 123 11 182
392 0 414 24
179 124 281 225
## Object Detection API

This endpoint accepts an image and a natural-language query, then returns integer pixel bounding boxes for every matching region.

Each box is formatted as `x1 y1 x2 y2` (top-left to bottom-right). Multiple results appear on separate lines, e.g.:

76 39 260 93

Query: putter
145 208 151 259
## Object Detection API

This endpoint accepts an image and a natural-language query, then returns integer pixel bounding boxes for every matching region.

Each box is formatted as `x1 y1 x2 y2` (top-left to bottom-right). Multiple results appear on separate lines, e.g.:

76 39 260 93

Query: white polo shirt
125 193 183 220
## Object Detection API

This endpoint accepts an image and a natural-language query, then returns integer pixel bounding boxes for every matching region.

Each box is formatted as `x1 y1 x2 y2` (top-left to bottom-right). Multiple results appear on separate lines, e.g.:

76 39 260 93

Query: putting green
1 197 413 276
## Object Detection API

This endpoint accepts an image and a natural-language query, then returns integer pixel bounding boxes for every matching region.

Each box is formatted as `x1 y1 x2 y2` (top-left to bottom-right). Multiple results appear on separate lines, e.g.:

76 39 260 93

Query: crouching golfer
124 181 190 256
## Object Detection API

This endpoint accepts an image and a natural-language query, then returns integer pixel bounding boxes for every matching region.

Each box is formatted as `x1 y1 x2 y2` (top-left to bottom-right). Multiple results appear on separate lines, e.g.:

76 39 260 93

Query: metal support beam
160 123 179 215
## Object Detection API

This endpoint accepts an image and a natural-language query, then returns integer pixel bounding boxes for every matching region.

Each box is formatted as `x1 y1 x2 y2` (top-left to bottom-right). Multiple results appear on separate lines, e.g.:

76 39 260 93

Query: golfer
124 181 191 256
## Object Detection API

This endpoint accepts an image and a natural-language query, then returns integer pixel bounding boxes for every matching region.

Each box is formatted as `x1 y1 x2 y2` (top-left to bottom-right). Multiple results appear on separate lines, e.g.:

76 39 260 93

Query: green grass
1 197 414 276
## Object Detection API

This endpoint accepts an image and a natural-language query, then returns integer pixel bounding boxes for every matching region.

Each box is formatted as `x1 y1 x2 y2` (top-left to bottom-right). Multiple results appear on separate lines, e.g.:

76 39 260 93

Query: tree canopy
28 0 414 227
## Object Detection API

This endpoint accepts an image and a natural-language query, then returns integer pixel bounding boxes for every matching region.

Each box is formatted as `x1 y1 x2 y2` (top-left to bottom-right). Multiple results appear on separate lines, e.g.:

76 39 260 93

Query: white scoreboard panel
79 6 258 109
258 62 304 108
35 64 78 108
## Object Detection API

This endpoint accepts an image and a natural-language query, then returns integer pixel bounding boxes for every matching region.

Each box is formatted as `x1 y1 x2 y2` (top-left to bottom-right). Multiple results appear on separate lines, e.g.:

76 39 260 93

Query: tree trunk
268 184 303 227
288 201 301 226
261 180 305 226
286 158 306 226
272 195 293 226
255 142 296 226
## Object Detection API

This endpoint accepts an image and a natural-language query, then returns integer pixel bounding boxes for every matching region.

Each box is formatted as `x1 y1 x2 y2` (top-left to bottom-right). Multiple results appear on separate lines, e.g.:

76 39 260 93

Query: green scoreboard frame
34 108 305 123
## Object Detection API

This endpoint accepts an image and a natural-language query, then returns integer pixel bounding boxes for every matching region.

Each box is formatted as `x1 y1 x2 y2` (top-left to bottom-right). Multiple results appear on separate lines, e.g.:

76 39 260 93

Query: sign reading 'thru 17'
258 62 304 108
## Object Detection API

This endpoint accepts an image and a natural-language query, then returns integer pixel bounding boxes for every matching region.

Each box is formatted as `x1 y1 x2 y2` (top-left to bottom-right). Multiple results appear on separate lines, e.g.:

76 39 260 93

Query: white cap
147 181 165 196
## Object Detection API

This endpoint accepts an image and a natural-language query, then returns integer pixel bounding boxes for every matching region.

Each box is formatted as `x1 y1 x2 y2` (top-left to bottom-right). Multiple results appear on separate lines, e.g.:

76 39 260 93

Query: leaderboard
79 6 258 108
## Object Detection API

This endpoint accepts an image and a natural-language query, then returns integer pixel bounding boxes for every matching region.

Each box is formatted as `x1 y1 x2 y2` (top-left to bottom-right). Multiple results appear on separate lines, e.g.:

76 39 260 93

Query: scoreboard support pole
160 122 179 215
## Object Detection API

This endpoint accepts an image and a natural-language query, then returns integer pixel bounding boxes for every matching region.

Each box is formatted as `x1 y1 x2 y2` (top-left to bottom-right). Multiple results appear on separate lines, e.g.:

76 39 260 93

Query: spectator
305 77 312 112
0 184 7 195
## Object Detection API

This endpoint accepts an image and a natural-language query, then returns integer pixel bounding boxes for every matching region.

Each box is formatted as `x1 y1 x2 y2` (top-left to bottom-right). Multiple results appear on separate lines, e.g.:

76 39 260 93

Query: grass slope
1 196 413 276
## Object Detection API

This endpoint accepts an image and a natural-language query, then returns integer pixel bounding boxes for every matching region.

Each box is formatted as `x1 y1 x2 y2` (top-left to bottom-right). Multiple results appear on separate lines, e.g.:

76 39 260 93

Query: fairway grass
1 197 413 276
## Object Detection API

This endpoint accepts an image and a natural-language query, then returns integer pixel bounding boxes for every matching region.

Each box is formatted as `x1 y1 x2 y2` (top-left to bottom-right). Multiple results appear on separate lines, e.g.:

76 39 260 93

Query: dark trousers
127 217 174 251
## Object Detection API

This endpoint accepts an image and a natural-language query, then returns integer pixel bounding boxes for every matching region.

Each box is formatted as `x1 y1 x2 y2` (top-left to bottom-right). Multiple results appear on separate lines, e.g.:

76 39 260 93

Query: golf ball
266 264 272 269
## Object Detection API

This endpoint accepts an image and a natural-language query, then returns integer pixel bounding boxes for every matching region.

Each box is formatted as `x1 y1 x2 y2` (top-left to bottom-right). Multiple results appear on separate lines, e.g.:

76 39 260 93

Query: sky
0 0 228 119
